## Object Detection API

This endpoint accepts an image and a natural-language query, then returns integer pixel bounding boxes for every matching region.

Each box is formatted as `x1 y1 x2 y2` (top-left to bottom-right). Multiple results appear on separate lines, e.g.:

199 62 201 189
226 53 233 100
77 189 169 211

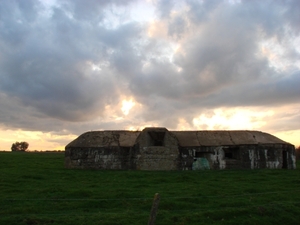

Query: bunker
65 127 296 170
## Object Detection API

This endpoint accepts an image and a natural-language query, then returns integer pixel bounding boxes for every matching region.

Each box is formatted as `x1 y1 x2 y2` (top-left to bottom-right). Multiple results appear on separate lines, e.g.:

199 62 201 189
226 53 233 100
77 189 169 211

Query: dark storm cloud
0 0 299 134
124 0 300 129
0 0 142 125
198 71 300 107
135 2 298 99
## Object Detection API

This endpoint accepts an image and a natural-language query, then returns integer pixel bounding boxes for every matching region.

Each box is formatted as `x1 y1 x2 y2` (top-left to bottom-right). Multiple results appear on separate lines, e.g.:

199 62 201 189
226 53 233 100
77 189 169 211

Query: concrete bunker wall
179 144 296 170
65 128 296 170
65 146 136 169
134 128 180 170
64 130 140 170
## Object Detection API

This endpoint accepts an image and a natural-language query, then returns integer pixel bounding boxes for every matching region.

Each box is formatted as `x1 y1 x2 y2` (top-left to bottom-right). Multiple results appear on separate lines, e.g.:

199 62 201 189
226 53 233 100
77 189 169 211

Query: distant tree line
11 142 29 151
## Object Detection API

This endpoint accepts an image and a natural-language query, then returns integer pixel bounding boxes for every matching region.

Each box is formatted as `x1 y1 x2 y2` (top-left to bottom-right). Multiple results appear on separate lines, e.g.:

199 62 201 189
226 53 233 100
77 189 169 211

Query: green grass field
0 152 299 225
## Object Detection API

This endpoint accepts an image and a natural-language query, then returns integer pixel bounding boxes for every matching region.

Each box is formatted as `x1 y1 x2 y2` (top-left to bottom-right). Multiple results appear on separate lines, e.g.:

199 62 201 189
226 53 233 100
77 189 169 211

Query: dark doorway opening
225 152 233 159
195 152 205 158
282 151 287 169
223 146 239 159
148 131 165 146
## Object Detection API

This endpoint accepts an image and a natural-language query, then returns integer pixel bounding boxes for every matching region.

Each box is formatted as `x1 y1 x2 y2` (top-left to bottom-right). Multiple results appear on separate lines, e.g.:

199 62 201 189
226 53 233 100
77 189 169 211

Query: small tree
11 142 29 151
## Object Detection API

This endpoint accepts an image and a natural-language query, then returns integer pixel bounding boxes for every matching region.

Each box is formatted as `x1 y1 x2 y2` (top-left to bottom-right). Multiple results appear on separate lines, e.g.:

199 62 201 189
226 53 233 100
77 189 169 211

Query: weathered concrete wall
65 128 296 170
135 128 180 170
64 127 181 170
65 147 135 170
135 146 179 170
179 146 231 170
65 144 296 170
179 144 296 170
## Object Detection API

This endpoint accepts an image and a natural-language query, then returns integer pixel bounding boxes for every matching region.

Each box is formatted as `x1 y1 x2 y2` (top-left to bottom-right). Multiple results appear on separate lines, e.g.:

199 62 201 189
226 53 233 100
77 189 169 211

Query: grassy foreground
0 152 299 225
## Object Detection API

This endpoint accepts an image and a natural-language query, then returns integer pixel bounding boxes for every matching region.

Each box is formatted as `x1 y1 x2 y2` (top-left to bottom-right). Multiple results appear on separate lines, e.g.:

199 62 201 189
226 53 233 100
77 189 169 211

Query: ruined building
65 127 296 170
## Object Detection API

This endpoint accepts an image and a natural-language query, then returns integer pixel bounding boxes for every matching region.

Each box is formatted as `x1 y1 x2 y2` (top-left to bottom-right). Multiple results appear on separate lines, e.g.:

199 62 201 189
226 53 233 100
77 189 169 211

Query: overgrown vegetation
0 152 299 225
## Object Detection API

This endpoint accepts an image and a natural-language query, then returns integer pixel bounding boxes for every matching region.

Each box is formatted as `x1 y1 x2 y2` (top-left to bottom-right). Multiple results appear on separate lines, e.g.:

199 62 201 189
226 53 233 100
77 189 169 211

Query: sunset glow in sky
0 0 299 150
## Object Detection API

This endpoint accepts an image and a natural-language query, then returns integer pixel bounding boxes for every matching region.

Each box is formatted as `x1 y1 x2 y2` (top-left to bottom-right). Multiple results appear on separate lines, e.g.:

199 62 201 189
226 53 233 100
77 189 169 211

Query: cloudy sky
0 0 299 150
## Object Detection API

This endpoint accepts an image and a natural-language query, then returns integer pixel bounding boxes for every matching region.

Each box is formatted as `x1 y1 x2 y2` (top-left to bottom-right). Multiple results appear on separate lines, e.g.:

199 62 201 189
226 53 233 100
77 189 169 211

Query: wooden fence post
148 193 160 225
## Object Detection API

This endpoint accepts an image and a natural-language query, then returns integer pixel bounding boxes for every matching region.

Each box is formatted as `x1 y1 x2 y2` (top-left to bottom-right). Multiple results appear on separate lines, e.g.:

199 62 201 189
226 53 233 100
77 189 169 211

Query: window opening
148 131 165 146
195 152 205 158
122 147 130 152
223 146 239 159
225 152 233 159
